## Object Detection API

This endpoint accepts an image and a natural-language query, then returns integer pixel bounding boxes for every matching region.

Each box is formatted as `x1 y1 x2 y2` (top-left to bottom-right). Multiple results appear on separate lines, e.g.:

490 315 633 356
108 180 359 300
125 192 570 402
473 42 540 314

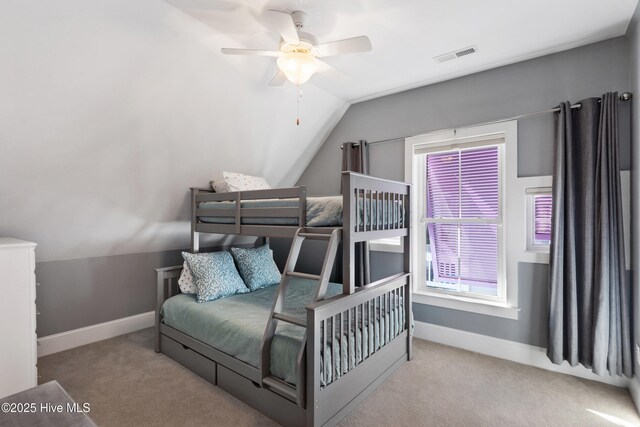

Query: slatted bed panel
353 190 406 232
306 274 411 426
315 279 407 388
346 173 409 233
342 172 411 294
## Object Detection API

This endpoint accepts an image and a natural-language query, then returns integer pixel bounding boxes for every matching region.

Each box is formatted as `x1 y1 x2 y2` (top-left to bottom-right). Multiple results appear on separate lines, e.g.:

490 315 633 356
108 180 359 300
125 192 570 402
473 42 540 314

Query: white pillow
178 261 197 294
211 171 271 193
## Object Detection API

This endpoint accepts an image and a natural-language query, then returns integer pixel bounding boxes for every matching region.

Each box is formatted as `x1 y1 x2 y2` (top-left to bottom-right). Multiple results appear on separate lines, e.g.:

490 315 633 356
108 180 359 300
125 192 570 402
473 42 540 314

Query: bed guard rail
190 186 307 250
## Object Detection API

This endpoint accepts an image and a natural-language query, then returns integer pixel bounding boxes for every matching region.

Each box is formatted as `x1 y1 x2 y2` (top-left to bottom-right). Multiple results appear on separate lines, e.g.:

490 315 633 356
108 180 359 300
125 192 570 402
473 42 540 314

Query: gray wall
35 243 252 337
36 250 183 336
296 37 632 347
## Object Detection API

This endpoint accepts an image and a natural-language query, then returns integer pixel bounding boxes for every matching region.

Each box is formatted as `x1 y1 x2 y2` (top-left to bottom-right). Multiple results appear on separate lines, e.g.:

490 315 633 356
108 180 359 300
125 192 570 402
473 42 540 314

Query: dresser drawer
217 365 305 427
160 334 216 385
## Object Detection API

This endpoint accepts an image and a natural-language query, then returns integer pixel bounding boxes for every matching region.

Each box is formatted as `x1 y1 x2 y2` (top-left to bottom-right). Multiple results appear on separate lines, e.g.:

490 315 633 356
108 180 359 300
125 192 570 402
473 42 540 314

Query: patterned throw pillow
230 244 282 291
211 172 271 193
182 251 249 303
177 261 197 294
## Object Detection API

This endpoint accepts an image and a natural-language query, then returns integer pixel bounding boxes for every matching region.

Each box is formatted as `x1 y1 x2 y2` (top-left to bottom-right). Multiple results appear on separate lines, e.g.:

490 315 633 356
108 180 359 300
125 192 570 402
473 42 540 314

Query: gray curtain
341 141 370 177
548 92 632 377
341 141 370 286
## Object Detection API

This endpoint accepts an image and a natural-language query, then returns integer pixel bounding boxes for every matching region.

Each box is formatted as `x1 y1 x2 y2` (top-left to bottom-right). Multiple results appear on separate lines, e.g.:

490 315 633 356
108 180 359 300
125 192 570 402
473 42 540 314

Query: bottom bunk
156 267 412 427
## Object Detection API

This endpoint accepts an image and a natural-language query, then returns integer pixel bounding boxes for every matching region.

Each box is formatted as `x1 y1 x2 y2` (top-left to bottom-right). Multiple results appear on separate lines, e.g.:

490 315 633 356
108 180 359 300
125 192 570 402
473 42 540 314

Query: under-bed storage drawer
161 334 217 385
217 365 305 427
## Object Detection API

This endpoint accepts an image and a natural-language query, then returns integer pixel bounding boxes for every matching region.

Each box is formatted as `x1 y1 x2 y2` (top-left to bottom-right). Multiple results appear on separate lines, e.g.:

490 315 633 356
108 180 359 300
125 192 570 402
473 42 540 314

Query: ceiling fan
221 10 372 86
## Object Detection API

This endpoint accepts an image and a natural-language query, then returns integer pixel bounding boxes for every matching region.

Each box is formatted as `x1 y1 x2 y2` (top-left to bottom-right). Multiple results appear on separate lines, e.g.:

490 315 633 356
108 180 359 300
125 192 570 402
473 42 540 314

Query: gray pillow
230 244 282 291
182 251 249 303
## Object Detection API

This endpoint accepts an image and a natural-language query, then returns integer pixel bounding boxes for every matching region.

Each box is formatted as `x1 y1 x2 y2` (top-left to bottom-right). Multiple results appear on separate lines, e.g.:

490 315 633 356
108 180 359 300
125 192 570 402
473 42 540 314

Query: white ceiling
167 0 638 102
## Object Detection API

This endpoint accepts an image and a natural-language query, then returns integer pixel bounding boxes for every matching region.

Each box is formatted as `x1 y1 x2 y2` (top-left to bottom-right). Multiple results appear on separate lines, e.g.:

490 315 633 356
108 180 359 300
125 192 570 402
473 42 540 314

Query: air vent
434 45 478 63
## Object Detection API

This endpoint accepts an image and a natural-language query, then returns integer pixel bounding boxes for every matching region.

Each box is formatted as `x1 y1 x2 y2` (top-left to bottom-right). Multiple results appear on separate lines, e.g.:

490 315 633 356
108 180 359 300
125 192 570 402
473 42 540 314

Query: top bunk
190 171 411 242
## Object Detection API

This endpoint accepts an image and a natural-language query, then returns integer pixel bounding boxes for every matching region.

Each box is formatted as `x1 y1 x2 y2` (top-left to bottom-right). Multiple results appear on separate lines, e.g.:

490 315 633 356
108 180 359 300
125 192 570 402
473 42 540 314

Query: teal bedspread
161 278 405 386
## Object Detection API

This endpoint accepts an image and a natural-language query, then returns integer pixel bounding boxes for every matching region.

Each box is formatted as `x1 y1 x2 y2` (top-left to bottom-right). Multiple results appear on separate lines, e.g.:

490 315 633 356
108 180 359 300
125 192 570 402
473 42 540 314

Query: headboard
154 265 182 352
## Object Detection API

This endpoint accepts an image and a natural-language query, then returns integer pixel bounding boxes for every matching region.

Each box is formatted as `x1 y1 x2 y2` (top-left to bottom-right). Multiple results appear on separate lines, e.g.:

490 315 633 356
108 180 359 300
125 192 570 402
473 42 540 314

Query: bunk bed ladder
260 227 342 408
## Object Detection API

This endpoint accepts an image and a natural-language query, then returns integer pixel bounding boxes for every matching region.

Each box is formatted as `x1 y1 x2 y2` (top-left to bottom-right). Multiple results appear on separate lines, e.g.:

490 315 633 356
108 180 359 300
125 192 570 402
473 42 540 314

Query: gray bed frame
155 172 412 426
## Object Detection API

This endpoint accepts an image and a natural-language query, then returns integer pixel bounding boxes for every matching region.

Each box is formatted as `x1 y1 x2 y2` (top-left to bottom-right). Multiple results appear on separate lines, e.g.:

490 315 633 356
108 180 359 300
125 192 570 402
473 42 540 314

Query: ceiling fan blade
315 36 372 57
221 48 279 57
269 70 287 86
262 10 299 44
316 59 351 81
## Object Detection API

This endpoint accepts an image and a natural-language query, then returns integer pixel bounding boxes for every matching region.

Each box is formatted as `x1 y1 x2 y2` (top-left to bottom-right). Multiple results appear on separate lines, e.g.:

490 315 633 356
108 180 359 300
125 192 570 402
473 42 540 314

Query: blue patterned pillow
230 244 282 291
182 251 249 303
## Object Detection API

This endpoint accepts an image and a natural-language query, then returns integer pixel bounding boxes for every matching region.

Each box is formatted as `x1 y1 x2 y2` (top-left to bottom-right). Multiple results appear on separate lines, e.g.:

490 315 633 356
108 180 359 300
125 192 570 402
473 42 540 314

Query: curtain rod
344 92 632 147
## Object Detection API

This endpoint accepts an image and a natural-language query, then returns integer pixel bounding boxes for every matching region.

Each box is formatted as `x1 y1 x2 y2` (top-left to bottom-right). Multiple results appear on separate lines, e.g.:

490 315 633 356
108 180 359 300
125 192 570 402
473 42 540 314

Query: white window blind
426 146 500 291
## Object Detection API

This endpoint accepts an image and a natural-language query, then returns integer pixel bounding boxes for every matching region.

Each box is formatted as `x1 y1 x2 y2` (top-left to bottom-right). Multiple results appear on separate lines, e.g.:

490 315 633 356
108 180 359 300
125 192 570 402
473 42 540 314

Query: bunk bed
155 171 412 427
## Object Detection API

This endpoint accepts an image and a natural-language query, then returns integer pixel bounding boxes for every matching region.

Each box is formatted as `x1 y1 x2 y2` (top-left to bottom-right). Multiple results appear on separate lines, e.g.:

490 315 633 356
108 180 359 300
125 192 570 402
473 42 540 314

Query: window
526 188 552 252
424 145 503 299
533 194 552 243
406 121 518 319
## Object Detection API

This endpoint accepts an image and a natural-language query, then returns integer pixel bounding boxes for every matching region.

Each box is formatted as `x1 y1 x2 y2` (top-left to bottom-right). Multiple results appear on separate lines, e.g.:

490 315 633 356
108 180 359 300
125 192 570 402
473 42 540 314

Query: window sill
413 291 520 320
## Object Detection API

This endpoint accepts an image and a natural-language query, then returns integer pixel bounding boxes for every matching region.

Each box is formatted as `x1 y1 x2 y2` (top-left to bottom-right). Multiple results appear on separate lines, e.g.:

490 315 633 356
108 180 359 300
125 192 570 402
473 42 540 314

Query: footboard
305 274 411 426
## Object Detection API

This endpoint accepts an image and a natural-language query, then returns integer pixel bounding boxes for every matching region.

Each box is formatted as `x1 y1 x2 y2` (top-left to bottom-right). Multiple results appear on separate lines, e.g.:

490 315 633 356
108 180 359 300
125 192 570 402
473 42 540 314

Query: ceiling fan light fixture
276 51 319 85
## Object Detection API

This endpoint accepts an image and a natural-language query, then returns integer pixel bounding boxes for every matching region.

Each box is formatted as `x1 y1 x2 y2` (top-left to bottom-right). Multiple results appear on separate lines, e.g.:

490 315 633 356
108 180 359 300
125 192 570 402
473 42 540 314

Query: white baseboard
35 314 634 390
37 311 155 358
629 377 640 413
413 321 630 388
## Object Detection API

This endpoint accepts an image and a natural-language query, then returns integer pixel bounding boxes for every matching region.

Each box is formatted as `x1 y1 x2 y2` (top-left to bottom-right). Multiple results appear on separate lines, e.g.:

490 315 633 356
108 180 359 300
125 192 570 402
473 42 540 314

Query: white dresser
0 238 38 399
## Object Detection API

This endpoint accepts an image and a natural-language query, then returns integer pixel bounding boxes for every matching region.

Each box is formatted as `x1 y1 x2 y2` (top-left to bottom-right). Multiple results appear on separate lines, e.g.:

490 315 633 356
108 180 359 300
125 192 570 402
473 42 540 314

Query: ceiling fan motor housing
284 11 317 48
291 11 306 29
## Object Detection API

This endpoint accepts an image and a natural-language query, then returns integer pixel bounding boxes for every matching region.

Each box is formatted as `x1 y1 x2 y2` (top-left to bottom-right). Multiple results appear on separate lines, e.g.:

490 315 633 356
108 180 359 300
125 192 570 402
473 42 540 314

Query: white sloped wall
0 0 346 262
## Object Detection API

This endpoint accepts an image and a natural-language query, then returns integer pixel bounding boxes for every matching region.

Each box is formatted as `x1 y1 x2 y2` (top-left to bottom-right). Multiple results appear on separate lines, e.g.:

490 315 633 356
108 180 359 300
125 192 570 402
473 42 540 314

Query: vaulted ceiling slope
1 0 637 262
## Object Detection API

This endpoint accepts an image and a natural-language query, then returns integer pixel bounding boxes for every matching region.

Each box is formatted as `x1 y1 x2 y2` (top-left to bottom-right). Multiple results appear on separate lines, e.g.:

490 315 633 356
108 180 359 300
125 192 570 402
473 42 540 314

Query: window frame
405 121 519 320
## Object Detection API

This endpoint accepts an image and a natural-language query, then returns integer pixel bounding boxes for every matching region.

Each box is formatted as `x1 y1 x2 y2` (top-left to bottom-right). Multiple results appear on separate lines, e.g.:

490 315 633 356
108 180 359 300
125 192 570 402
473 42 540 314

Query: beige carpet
38 328 639 426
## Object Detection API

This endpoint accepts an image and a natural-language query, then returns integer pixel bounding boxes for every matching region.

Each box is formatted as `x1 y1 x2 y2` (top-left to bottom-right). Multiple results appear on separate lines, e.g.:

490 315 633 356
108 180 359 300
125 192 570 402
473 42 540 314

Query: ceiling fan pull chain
296 84 303 126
